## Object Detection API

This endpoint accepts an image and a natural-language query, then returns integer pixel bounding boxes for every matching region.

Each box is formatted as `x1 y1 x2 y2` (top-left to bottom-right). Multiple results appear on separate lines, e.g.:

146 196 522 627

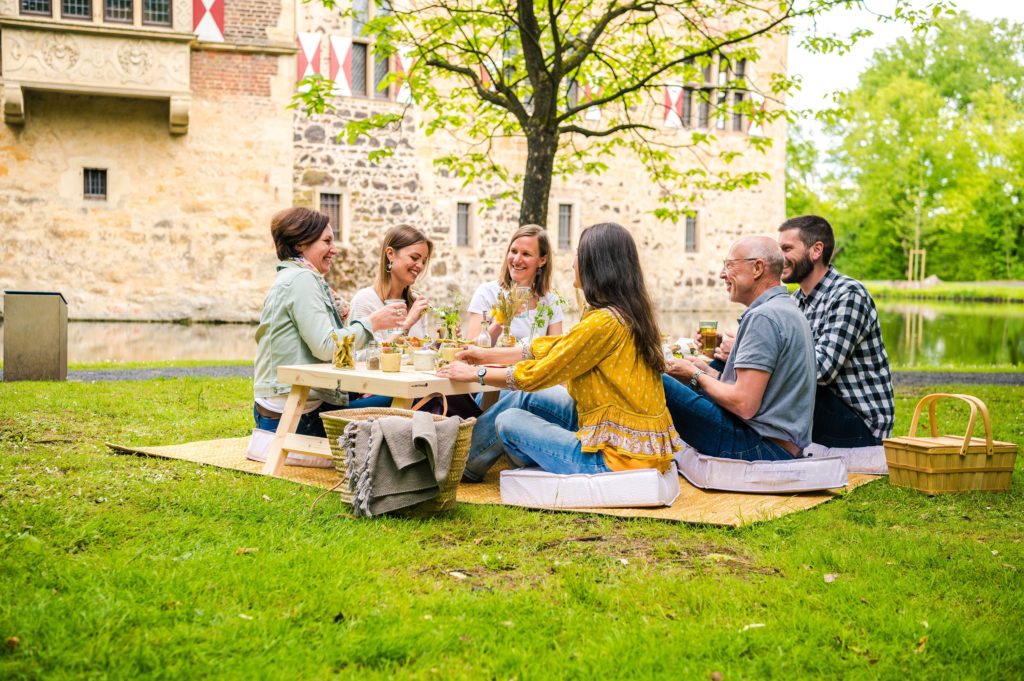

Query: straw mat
106 437 880 527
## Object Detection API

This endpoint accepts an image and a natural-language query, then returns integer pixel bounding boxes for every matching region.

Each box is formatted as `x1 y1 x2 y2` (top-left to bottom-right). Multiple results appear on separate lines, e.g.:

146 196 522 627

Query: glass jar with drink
699 320 719 359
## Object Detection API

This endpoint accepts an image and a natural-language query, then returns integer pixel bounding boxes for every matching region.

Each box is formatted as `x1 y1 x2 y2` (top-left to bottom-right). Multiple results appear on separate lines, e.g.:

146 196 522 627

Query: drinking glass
384 298 406 337
698 320 719 359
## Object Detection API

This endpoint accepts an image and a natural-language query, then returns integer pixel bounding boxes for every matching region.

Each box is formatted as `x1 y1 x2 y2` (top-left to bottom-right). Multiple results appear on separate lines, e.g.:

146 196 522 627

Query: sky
786 0 1024 115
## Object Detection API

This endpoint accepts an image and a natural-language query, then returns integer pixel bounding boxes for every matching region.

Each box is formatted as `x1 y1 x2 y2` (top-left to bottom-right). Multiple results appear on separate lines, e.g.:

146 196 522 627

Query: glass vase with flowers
491 286 533 347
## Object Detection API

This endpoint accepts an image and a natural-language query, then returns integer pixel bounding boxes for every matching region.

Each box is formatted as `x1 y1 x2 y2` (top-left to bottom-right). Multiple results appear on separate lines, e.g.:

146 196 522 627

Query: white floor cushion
499 465 680 509
245 428 335 469
803 443 888 475
675 445 848 493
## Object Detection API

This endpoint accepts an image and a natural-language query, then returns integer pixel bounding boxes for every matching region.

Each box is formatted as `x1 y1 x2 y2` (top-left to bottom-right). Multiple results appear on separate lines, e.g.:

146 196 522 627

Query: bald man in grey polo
719 285 816 449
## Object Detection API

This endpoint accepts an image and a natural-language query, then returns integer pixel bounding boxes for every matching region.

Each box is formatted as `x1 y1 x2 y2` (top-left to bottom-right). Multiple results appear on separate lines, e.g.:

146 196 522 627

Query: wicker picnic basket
320 397 475 517
883 393 1017 494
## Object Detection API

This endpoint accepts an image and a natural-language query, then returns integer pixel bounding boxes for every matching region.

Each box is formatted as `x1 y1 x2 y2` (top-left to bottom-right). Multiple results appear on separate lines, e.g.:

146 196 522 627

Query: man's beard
783 253 814 284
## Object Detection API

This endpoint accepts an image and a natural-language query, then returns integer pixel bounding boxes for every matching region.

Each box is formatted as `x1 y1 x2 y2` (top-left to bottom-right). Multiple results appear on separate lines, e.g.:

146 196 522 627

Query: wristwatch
476 366 488 385
690 368 705 389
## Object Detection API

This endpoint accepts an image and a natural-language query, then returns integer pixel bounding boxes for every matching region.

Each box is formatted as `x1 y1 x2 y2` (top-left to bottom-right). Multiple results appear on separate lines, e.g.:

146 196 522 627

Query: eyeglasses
722 257 759 269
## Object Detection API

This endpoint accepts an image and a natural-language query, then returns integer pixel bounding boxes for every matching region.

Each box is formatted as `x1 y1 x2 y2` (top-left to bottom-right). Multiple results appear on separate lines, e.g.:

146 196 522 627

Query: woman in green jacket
253 207 401 437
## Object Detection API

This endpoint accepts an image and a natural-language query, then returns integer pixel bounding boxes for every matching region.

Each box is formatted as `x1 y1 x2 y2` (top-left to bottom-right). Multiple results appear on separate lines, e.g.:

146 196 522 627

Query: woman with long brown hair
439 222 681 478
464 224 563 345
349 224 434 341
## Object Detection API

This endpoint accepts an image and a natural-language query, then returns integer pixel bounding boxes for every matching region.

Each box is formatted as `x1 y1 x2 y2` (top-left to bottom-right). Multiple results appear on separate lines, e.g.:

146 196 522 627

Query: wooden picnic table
261 362 502 476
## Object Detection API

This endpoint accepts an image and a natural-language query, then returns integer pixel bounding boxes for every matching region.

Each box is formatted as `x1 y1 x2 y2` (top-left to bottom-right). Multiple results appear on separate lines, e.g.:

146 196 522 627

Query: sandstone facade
1 0 786 322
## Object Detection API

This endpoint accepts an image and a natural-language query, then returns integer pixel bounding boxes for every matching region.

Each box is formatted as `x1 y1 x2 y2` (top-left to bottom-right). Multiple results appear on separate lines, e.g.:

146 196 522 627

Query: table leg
262 385 310 476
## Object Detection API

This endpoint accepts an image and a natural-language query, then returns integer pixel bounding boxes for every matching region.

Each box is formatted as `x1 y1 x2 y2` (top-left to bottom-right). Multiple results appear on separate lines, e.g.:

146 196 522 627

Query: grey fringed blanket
342 411 461 517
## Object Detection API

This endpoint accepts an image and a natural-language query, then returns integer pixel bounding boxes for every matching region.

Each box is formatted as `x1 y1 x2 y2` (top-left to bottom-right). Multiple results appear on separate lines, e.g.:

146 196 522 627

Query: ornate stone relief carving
117 41 152 77
0 0 18 16
2 27 189 91
1 27 191 132
43 33 81 70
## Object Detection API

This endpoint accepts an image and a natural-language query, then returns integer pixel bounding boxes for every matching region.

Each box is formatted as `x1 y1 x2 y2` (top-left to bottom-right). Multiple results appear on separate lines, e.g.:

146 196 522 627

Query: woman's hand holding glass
368 302 407 332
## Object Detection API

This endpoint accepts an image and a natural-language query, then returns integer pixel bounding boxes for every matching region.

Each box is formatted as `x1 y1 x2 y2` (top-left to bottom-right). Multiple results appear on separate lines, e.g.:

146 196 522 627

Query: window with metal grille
732 92 744 132
351 43 368 96
681 87 693 128
558 204 573 250
20 0 51 15
104 0 132 22
456 203 471 247
62 0 90 19
684 214 698 253
143 0 170 25
697 92 710 128
374 53 390 99
320 193 341 240
84 168 107 200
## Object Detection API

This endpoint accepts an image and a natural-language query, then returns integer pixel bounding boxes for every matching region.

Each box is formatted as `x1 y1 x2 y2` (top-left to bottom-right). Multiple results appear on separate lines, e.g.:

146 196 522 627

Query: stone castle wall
0 0 297 321
0 0 786 322
293 4 789 319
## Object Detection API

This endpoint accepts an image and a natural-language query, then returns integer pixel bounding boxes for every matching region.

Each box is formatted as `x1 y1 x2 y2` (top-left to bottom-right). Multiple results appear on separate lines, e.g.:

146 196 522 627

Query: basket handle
410 392 448 417
907 393 994 457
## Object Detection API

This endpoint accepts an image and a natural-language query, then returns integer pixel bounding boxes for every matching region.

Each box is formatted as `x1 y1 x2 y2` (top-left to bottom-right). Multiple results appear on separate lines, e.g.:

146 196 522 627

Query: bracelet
690 368 705 390
505 367 520 391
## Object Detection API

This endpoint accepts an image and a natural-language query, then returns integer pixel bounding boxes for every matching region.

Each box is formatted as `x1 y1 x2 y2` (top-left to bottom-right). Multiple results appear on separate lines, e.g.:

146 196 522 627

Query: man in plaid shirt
778 215 895 446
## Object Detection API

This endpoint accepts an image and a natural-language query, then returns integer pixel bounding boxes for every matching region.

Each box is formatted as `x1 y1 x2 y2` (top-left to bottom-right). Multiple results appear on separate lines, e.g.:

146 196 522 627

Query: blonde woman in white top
465 224 564 346
349 224 434 342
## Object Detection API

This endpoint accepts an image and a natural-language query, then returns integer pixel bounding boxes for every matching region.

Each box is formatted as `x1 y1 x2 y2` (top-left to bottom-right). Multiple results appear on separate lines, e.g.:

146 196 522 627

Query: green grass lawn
1 378 1022 679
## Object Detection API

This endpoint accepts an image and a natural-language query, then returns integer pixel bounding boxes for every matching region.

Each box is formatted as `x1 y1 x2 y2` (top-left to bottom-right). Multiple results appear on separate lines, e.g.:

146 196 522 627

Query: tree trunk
519 126 558 227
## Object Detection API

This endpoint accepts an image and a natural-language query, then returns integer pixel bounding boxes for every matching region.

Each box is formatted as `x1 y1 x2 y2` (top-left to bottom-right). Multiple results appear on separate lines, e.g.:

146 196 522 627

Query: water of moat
1 302 1021 368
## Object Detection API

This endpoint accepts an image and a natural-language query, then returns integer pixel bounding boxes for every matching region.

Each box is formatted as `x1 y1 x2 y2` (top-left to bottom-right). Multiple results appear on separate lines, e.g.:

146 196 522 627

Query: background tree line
789 13 1024 281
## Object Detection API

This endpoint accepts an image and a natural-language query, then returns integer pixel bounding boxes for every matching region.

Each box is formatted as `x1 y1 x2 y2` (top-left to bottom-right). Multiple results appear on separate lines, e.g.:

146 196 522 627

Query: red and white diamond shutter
297 32 323 86
193 0 224 42
329 36 353 97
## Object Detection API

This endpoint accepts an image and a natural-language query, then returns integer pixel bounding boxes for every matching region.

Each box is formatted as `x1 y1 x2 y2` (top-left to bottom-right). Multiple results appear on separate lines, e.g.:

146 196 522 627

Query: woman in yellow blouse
438 222 682 478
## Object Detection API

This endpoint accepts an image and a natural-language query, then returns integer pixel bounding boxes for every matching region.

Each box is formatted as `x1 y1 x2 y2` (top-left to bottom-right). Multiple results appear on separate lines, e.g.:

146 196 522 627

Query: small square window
84 168 107 200
558 204 573 250
21 0 52 15
456 202 471 247
684 215 698 253
320 192 341 240
104 0 132 23
143 0 171 25
62 0 90 19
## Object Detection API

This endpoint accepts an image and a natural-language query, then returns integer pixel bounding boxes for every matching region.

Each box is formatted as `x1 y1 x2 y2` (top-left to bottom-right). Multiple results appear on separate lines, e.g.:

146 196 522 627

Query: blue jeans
812 385 881 447
463 386 611 479
252 393 392 438
662 374 793 461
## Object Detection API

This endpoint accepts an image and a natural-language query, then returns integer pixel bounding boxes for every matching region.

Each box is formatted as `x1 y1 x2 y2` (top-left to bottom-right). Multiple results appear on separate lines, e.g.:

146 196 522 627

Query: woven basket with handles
321 394 475 517
883 393 1017 494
